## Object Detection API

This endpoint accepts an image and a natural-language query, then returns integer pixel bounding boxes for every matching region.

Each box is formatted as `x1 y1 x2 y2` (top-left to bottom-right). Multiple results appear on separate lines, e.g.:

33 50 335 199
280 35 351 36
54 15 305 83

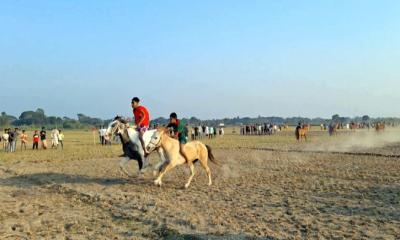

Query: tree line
1 109 398 129
0 109 104 129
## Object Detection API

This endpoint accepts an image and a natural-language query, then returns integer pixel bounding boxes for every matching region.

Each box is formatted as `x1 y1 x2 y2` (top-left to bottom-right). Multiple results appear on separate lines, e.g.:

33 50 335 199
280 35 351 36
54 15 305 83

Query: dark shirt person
167 112 189 162
40 127 47 149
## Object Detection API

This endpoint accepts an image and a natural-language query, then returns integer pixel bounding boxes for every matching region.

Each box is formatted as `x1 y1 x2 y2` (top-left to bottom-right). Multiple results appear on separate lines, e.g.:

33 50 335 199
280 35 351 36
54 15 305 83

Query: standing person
2 129 9 152
51 128 59 149
58 130 64 150
190 126 195 140
98 126 103 145
167 112 189 162
131 97 150 156
20 130 28 150
33 130 39 150
208 126 213 139
295 123 301 140
194 126 199 140
40 127 47 149
8 129 15 152
12 128 19 152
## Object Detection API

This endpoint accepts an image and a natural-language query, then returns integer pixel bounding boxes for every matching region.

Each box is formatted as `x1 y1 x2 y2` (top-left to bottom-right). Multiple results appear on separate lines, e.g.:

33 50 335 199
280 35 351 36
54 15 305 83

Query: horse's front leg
154 162 175 187
153 148 168 177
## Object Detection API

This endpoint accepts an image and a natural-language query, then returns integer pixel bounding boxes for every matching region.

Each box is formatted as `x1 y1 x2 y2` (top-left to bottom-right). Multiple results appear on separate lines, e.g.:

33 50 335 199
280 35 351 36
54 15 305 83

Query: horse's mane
157 127 169 133
114 115 127 124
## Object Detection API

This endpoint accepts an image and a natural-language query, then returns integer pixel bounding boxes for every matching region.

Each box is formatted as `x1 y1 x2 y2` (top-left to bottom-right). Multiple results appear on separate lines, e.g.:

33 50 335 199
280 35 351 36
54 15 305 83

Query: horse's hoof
184 184 190 189
154 180 161 186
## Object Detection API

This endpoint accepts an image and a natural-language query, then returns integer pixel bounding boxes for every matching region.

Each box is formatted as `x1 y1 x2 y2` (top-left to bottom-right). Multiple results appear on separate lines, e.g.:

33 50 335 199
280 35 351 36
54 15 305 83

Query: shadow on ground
0 172 152 188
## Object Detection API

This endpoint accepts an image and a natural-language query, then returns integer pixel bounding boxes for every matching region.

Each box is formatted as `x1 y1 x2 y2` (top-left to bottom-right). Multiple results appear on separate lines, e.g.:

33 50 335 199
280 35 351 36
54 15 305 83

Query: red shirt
33 134 40 143
133 106 150 127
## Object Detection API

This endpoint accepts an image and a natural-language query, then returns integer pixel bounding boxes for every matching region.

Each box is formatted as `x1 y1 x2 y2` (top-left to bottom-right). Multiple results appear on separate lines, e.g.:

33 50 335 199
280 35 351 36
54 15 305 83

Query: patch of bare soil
1 145 399 239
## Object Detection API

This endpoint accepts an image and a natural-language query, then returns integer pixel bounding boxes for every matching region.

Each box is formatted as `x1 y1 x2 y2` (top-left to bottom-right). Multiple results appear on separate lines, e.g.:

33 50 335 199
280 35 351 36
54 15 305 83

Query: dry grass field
0 128 399 239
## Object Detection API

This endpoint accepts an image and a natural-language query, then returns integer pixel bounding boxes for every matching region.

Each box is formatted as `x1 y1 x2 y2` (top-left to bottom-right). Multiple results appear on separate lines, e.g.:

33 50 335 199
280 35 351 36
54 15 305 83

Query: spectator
58 130 64 149
8 128 16 152
190 126 195 140
33 130 39 150
20 130 28 150
194 126 199 140
51 128 60 149
99 126 106 145
208 126 213 139
40 127 47 149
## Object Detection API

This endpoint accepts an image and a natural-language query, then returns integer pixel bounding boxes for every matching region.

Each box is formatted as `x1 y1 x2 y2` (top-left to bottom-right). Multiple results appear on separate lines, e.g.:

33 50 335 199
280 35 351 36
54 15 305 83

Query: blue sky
1 1 399 119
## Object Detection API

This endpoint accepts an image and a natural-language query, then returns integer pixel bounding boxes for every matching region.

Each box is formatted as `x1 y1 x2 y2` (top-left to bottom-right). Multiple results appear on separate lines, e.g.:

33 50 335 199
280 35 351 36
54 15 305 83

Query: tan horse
146 128 217 188
298 126 308 141
375 122 385 132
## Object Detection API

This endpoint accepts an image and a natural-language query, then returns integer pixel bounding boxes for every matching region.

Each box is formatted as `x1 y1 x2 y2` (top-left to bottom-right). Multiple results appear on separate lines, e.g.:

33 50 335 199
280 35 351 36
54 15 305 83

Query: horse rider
131 97 150 157
167 112 189 163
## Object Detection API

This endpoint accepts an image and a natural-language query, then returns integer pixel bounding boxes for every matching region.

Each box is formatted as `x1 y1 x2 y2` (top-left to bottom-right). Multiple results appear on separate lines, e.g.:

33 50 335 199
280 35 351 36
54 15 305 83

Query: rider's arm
136 109 146 126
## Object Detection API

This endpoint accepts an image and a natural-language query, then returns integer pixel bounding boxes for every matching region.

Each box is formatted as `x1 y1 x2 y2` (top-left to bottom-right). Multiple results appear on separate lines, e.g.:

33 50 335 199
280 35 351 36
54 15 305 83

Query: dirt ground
0 129 399 239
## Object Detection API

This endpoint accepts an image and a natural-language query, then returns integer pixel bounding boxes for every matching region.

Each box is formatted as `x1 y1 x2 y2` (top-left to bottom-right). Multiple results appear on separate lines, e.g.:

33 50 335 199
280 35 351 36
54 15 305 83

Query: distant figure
194 126 199 140
99 126 105 145
190 126 195 140
20 130 28 150
2 129 9 152
295 123 301 140
40 127 47 149
8 129 16 152
328 123 337 136
33 131 40 150
58 130 64 149
98 126 103 144
51 128 60 149
208 126 213 139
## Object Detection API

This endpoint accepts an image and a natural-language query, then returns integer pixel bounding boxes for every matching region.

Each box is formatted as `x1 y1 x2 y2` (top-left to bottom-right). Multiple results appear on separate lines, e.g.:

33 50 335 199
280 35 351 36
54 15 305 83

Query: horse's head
105 116 129 140
146 127 167 153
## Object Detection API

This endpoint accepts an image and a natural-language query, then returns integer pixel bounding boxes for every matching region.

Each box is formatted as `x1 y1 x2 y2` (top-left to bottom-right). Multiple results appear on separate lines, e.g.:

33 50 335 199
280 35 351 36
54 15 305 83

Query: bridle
147 132 163 152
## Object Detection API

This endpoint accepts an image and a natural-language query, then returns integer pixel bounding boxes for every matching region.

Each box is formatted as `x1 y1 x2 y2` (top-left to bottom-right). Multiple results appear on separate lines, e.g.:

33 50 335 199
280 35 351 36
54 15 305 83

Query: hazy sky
1 1 399 119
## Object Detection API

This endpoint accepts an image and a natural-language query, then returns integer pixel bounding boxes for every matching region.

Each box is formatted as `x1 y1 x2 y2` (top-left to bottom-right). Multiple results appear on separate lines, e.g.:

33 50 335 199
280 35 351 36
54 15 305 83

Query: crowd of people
240 123 282 135
1 127 64 152
190 125 224 140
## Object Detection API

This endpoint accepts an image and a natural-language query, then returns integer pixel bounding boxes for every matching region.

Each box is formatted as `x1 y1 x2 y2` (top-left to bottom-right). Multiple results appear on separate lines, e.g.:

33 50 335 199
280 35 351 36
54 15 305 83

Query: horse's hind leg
199 157 212 186
185 162 196 189
119 157 133 177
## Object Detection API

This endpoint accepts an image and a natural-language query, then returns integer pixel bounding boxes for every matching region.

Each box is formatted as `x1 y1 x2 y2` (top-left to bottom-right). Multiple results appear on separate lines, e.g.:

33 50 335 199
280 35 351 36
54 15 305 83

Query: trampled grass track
216 146 400 159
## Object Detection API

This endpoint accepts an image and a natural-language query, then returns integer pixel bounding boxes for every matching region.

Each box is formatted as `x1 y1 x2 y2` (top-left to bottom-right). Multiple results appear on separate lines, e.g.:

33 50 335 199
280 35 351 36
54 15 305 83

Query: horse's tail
206 145 219 165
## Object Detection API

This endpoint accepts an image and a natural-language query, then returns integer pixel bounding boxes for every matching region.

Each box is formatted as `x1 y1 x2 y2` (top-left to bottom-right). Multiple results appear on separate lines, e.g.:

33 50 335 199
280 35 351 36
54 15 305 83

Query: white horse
105 117 169 177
